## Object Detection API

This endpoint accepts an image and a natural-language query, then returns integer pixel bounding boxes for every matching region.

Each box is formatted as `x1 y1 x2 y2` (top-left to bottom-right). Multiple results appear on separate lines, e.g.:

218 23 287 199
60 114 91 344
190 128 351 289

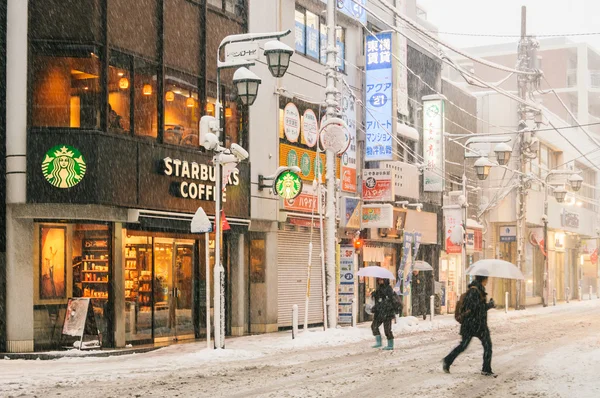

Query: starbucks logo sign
41 145 87 188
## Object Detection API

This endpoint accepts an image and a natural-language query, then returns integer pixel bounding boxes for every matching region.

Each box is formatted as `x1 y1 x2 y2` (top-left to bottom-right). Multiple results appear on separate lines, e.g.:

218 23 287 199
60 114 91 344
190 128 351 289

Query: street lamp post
542 171 583 307
208 30 293 349
464 138 512 295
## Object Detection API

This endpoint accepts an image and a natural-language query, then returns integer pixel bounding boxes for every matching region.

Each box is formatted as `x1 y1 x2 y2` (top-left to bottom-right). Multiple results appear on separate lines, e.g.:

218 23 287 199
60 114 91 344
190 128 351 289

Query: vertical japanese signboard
341 85 357 192
423 98 444 191
395 1 408 117
444 207 462 254
338 245 355 325
365 32 393 161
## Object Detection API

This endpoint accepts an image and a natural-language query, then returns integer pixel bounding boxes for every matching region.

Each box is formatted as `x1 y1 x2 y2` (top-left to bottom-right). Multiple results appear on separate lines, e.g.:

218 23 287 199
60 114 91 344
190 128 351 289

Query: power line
358 0 538 77
435 31 600 39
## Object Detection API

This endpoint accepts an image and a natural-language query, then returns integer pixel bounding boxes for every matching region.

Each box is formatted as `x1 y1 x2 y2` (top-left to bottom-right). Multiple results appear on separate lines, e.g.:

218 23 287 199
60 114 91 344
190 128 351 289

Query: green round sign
287 149 298 167
41 145 87 188
300 153 311 177
275 170 303 200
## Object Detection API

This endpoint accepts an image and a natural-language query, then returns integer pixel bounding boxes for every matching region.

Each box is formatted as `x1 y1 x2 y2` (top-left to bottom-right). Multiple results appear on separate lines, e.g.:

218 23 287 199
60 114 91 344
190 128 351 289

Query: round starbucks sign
274 170 303 200
41 145 87 188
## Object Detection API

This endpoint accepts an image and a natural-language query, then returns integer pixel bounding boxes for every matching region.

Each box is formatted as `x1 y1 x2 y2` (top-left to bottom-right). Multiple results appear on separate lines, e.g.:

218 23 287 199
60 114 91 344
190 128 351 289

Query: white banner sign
423 99 444 192
362 204 394 229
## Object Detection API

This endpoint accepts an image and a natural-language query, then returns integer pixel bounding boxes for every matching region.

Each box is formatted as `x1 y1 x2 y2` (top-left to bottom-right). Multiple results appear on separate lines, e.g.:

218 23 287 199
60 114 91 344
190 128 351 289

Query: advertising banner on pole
365 32 393 161
341 84 357 192
423 98 444 191
338 245 355 324
444 207 462 254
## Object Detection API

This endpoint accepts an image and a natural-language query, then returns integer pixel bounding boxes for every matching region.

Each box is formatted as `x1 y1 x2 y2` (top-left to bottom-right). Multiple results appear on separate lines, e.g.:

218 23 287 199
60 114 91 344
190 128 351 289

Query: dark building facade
2 0 252 352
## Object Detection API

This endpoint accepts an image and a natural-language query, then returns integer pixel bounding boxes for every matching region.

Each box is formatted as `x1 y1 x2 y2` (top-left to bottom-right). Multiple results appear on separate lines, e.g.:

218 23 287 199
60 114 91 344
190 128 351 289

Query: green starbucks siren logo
42 145 87 188
275 170 303 200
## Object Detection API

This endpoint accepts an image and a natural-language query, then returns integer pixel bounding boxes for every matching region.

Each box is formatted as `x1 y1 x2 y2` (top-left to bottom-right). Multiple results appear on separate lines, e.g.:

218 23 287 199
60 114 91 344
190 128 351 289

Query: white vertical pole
324 0 339 330
589 285 593 300
304 242 313 331
318 181 328 331
292 304 299 339
5 0 28 204
578 285 582 301
553 288 557 306
505 292 509 313
429 295 434 322
352 250 358 327
205 232 211 349
566 286 570 303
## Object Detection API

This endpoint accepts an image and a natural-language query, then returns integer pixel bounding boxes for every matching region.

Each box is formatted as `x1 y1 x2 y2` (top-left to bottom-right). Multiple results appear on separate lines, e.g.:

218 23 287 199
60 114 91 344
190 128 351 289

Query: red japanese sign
362 169 393 202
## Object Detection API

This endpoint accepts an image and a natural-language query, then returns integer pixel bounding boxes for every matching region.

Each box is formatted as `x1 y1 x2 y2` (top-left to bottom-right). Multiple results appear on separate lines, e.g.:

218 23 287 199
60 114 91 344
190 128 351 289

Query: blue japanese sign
320 0 367 24
365 32 393 161
295 20 305 54
306 24 320 59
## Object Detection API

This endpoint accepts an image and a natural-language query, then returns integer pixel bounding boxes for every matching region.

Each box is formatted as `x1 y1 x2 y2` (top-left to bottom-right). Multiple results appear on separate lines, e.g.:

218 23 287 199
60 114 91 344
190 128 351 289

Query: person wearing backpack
371 278 399 350
442 275 497 377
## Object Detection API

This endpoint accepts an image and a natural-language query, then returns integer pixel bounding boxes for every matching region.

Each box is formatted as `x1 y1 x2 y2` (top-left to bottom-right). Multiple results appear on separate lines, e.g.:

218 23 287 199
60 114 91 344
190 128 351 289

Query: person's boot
481 371 498 378
382 339 394 351
442 359 450 373
372 335 382 348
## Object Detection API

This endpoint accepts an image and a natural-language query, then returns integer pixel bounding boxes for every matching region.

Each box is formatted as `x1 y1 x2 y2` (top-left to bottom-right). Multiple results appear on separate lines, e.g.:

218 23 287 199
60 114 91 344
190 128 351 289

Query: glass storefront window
165 71 199 147
32 47 101 129
134 59 158 138
34 223 111 349
108 52 132 134
125 235 153 343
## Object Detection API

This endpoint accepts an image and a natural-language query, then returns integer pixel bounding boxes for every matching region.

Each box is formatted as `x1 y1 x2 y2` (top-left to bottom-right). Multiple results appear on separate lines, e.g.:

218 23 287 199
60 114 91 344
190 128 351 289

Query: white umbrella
466 259 525 280
356 266 395 280
412 260 433 272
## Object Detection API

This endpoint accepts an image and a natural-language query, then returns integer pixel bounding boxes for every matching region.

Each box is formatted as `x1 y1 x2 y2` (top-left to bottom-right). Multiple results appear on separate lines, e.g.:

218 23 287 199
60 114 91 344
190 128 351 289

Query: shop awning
128 209 250 233
397 122 419 141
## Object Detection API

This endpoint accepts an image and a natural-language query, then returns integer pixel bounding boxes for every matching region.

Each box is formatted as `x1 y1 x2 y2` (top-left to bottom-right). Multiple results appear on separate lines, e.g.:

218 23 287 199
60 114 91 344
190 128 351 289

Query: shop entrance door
153 238 195 342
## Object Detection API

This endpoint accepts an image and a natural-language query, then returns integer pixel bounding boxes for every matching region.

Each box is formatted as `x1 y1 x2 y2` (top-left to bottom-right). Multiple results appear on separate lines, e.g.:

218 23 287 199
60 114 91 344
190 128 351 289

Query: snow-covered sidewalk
2 299 600 397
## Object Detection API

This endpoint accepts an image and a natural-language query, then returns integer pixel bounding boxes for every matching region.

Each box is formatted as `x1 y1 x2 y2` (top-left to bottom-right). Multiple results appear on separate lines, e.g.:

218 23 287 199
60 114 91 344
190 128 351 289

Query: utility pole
325 0 339 328
516 6 539 310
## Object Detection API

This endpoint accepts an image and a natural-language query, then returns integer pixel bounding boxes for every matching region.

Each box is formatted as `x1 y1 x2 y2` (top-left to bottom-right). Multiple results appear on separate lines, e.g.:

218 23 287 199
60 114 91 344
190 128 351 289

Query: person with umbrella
370 278 399 350
442 275 496 377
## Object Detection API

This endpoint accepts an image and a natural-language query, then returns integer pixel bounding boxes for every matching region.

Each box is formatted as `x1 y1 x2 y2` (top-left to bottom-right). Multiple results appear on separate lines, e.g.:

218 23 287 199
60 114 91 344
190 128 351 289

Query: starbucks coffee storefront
7 133 250 352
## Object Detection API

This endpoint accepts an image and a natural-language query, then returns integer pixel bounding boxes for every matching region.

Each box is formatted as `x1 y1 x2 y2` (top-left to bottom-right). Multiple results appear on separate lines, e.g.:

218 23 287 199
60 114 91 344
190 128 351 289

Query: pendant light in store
186 97 195 108
143 84 153 96
165 91 175 102
225 108 233 118
119 77 129 90
206 102 215 115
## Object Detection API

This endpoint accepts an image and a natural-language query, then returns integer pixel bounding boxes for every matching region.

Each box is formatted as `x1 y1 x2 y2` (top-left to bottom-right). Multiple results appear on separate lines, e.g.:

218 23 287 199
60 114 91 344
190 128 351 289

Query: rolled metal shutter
277 226 324 328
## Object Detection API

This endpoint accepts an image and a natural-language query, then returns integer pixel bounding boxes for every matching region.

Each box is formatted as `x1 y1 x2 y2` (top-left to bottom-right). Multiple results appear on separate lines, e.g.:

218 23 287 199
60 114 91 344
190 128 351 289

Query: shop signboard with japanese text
444 207 462 254
279 143 340 182
423 98 444 192
362 204 394 229
365 32 393 161
341 84 357 192
362 169 393 202
338 245 355 325
282 184 318 214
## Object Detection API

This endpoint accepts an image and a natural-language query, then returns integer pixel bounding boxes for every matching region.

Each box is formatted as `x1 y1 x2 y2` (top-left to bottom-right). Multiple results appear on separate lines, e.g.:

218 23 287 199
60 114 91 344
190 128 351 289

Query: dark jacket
460 280 494 337
371 281 397 321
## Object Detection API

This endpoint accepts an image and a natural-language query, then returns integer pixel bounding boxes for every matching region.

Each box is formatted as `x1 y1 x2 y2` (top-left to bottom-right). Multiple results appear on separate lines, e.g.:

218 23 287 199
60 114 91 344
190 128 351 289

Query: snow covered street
2 300 600 398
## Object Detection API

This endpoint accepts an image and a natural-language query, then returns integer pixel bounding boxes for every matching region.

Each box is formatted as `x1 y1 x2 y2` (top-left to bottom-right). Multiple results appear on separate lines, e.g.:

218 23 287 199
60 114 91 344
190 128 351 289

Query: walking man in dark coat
443 275 497 377
411 270 428 320
371 278 398 351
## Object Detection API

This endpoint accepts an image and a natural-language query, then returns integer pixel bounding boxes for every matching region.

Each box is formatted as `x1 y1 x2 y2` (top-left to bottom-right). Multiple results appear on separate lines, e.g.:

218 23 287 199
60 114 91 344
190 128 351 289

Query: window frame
295 5 346 73
30 42 104 131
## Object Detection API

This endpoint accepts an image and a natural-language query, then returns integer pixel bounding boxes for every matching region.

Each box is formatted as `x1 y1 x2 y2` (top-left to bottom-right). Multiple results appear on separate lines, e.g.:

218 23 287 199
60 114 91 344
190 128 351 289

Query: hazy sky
417 0 600 50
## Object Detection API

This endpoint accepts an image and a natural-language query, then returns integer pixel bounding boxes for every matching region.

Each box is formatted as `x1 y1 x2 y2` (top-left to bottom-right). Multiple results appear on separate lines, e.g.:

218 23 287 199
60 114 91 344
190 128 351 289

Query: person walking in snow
442 275 497 377
371 278 399 351
411 270 428 320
